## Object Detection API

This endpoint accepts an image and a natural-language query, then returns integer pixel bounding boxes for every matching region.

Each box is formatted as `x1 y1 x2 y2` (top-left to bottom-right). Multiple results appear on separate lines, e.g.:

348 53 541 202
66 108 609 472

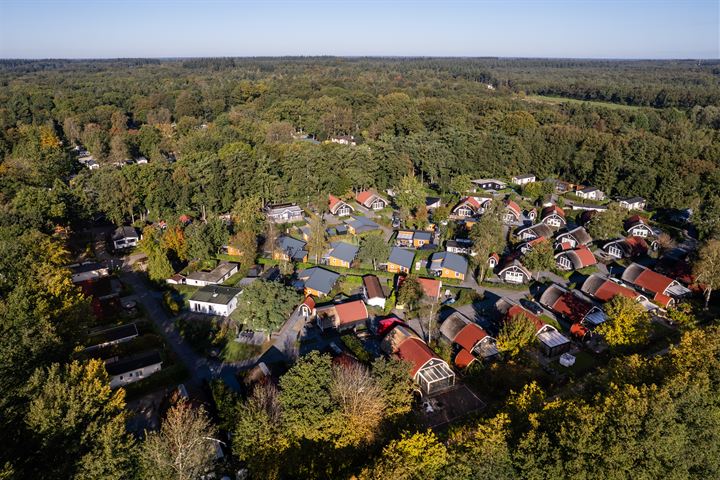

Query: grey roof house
429 251 468 279
189 285 242 316
388 247 415 272
345 216 380 235
112 226 139 251
326 242 359 266
295 267 341 297
276 235 309 261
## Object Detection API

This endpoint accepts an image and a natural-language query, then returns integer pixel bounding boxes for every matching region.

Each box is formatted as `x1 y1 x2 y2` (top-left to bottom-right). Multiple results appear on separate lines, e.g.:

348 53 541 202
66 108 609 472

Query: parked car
391 214 401 228
520 299 544 315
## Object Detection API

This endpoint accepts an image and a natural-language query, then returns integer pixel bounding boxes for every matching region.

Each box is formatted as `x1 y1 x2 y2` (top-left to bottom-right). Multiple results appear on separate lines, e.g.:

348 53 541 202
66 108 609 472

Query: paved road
258 305 306 365
120 271 251 392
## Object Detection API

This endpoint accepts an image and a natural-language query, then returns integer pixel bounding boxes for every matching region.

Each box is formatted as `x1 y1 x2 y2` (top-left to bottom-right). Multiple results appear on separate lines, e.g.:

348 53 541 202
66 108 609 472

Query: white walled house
265 203 304 223
575 187 605 201
362 275 386 309
185 262 238 287
617 196 646 211
70 262 109 284
511 174 536 185
112 226 139 251
105 350 162 388
188 285 242 316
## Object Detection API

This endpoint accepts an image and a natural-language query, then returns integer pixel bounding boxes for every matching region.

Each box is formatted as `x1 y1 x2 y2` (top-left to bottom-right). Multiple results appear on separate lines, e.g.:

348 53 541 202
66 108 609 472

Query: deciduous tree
358 232 390 270
231 280 300 332
141 401 217 480
397 276 424 315
586 204 625 240
394 174 425 218
24 360 136 480
469 200 506 281
595 295 651 348
522 239 555 280
693 238 720 309
496 314 537 357
361 431 448 480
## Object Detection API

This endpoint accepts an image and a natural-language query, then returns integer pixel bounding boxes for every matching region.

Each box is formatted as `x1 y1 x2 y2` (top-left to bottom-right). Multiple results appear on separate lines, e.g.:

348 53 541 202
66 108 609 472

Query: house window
455 272 460 278
507 271 523 283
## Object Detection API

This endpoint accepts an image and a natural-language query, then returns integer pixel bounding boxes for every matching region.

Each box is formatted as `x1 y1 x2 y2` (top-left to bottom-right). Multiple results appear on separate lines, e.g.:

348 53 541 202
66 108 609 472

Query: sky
0 0 718 59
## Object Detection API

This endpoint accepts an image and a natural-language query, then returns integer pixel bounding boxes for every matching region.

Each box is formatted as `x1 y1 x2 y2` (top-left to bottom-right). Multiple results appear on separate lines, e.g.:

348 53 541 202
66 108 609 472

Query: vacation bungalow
112 226 139 251
328 194 354 217
188 285 242 316
620 263 691 308
274 235 309 262
325 242 359 268
417 277 442 301
381 325 455 395
387 247 415 274
362 275 386 308
395 229 433 249
426 197 442 210
540 205 567 229
497 259 532 284
355 190 389 210
429 252 468 281
539 283 607 327
85 323 139 352
185 261 238 287
516 223 553 241
70 262 110 284
105 350 162 389
603 236 648 259
471 178 507 192
581 273 656 310
452 196 488 218
624 215 654 238
503 200 522 225
446 238 473 255
511 174 536 185
554 226 593 250
295 267 341 298
554 245 597 271
575 187 605 201
345 216 380 235
315 299 369 332
617 196 646 211
439 311 499 364
265 203 304 223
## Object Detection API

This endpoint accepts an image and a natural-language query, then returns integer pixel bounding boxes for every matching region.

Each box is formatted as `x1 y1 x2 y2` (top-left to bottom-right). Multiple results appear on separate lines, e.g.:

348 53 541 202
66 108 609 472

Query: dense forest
2 58 720 237
1 58 720 479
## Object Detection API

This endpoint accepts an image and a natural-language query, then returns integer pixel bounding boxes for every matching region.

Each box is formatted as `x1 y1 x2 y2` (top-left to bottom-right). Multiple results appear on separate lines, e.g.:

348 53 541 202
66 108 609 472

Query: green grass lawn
167 284 199 308
222 270 246 286
522 94 645 111
541 314 562 331
557 350 600 377
221 341 263 362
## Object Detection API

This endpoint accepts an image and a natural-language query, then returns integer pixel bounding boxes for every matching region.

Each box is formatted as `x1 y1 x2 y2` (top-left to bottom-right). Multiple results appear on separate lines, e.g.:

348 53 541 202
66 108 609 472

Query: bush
454 288 483 306
341 334 372 363
175 316 221 354
163 290 182 315
221 340 263 362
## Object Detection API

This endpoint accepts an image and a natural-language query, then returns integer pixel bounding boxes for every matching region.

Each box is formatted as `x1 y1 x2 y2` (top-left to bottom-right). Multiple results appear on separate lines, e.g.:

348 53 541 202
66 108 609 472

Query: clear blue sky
0 0 717 59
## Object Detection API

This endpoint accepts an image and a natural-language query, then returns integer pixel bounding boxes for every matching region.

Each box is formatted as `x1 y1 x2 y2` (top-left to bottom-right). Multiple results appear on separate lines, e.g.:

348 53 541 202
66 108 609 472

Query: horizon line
0 55 717 62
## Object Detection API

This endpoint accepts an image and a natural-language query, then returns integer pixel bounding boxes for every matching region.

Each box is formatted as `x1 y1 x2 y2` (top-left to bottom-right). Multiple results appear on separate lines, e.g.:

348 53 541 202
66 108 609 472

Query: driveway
119 271 216 390
119 270 266 393
259 305 307 365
